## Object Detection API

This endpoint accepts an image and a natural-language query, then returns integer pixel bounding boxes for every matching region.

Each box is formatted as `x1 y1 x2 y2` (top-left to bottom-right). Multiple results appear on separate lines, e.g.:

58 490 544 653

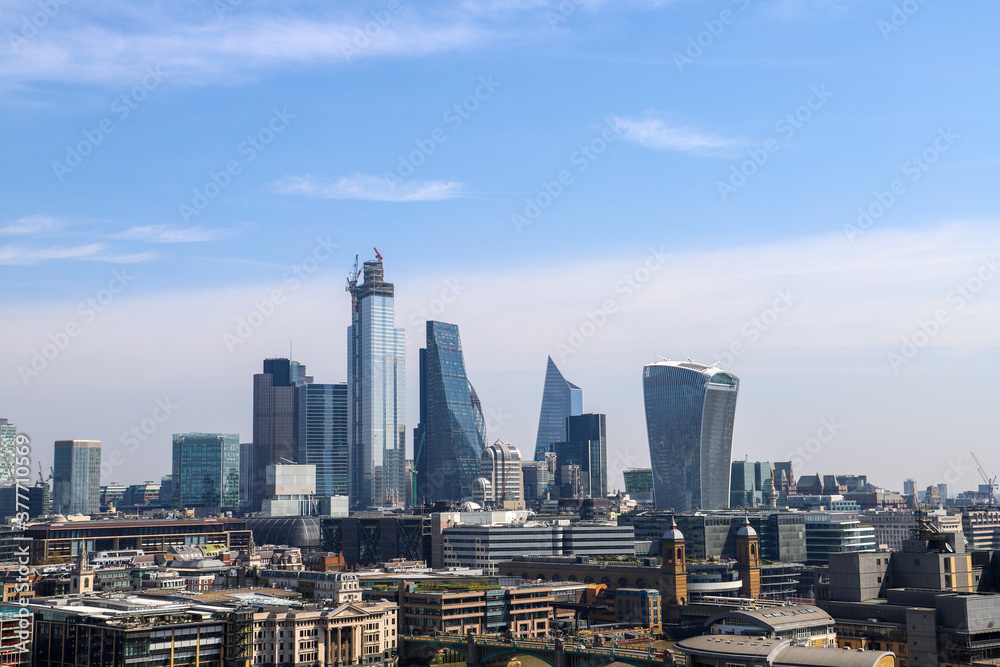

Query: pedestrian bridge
399 632 671 667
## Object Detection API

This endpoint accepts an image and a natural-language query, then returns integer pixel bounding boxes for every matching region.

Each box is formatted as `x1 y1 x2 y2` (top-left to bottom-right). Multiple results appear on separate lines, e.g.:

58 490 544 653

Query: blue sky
3 1 1000 494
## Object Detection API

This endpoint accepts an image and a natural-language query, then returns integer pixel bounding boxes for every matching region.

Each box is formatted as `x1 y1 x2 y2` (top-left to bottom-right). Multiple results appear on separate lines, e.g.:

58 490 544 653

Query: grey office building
298 382 349 498
414 321 488 504
642 360 739 511
171 433 240 508
0 419 16 486
252 358 312 510
347 254 406 509
53 440 101 515
533 356 583 460
553 413 607 499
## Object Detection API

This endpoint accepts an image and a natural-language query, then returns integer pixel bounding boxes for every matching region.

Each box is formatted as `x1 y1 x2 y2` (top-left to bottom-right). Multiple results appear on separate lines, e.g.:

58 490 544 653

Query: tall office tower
171 433 240 508
298 382 349 498
643 360 739 512
347 253 406 509
0 419 16 486
413 321 488 504
239 442 253 509
553 413 607 499
479 441 524 509
52 440 101 515
252 358 312 511
938 483 949 502
903 478 917 498
533 356 583 460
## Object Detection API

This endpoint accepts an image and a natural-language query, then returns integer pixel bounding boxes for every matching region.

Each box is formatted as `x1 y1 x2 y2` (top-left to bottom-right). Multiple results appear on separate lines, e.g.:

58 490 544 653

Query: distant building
479 441 524 509
731 461 785 508
521 458 555 502
123 481 160 506
0 419 17 486
674 635 894 667
643 360 739 511
99 483 126 509
903 478 917 498
171 433 240 508
252 358 312 510
262 463 316 517
52 440 101 515
298 382 349 498
159 475 173 509
347 254 406 509
961 509 1000 550
615 588 662 634
623 468 653 494
804 512 876 565
413 321 488 504
553 413 607 499
239 441 253 509
533 356 583 460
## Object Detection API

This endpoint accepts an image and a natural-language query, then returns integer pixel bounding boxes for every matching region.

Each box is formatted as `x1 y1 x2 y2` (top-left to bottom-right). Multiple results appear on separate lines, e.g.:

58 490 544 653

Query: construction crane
373 246 383 262
971 451 998 505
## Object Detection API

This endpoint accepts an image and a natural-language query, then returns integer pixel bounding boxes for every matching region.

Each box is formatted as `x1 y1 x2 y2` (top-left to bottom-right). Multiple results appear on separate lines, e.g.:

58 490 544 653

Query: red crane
373 247 383 261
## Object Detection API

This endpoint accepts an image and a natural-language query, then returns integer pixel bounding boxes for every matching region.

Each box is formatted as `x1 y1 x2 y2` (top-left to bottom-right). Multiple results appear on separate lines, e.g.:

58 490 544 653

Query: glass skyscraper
533 356 583 460
53 440 101 515
0 419 16 486
553 413 607 499
413 321 488 504
298 382 349 498
643 360 739 512
171 432 240 508
252 358 311 510
347 255 406 509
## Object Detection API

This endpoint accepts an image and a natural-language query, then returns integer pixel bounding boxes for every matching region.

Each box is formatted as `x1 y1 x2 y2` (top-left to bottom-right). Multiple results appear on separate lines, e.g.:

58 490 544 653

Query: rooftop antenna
683 353 695 362
656 355 670 362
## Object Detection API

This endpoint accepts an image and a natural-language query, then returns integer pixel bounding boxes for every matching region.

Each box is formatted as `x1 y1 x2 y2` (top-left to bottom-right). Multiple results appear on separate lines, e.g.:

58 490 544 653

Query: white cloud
0 215 63 236
111 225 230 243
611 116 742 156
273 174 463 202
0 243 107 265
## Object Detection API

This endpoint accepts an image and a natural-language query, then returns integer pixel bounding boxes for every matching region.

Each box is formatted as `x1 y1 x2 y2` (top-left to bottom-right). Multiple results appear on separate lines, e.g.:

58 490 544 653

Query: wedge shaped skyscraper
643 360 739 511
413 321 488 504
533 356 583 460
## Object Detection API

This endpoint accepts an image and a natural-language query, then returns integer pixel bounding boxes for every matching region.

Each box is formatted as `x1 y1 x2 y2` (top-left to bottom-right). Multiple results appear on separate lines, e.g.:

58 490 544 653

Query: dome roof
737 517 757 537
662 517 684 540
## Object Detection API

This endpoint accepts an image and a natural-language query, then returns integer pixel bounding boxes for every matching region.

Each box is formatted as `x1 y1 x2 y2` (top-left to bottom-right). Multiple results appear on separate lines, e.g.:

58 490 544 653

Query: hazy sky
2 1 999 495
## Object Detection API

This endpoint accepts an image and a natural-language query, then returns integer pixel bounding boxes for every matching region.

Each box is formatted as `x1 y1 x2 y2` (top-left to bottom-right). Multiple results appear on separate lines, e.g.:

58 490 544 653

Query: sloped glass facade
414 321 488 503
533 356 583 460
643 361 739 512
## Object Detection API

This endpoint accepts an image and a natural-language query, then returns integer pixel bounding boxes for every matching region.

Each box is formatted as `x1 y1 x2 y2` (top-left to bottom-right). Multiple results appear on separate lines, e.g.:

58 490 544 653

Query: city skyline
3 3 999 495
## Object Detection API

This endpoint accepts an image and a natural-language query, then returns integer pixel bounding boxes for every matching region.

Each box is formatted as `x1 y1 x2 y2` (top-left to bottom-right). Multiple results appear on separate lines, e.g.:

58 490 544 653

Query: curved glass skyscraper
414 321 488 504
642 360 739 512
533 356 583 460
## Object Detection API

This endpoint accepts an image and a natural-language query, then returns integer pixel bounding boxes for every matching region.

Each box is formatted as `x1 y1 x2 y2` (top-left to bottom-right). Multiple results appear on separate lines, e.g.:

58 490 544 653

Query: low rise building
675 635 895 667
398 580 554 639
704 605 836 646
